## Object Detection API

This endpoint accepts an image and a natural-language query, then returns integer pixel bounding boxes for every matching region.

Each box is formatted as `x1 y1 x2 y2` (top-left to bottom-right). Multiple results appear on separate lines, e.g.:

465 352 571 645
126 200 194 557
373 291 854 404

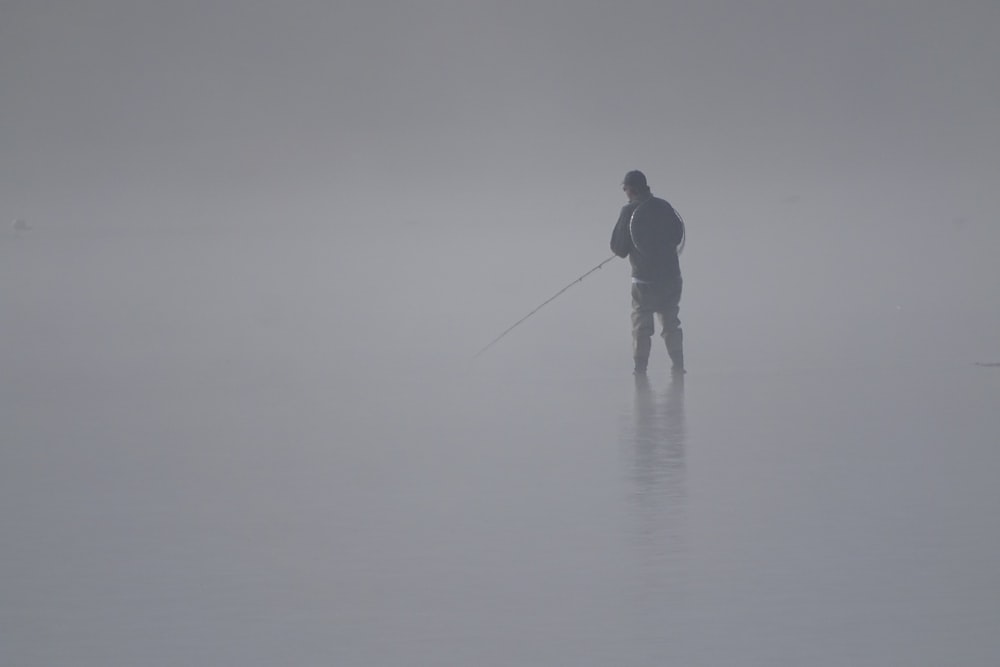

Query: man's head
622 170 650 201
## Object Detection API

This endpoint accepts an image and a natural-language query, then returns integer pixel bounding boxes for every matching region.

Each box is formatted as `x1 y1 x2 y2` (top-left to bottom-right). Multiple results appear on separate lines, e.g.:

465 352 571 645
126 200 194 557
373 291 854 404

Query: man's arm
610 206 633 257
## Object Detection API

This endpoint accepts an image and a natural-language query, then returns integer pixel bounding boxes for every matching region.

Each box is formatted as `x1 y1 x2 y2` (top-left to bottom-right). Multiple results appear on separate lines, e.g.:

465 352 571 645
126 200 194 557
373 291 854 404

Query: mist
2 1 999 665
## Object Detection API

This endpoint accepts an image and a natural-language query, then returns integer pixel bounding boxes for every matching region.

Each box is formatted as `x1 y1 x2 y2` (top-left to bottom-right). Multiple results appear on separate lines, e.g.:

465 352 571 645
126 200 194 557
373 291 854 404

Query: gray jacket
610 195 684 284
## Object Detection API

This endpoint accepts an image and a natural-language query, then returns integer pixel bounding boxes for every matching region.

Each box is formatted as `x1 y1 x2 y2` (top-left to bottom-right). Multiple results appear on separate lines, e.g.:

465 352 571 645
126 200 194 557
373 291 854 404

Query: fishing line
473 255 618 359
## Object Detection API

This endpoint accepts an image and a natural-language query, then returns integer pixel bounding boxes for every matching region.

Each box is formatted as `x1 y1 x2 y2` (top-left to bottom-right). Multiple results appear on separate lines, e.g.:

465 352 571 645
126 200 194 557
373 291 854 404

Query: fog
2 1 999 665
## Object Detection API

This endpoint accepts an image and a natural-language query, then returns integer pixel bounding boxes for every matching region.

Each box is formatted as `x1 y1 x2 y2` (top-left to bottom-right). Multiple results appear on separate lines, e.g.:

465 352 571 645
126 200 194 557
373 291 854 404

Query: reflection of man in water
610 171 686 376
631 375 686 496
628 373 687 631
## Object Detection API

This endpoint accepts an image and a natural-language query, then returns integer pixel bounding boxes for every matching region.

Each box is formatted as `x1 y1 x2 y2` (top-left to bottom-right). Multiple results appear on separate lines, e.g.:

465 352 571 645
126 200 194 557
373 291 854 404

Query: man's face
623 184 636 202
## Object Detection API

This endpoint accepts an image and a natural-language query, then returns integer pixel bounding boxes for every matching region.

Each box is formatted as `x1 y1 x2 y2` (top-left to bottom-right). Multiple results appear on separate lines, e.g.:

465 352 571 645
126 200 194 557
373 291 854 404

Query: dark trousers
631 278 683 370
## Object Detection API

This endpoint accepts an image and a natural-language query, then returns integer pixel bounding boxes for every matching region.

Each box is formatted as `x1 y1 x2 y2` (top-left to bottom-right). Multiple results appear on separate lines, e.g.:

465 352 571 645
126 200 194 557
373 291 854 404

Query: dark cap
622 170 648 189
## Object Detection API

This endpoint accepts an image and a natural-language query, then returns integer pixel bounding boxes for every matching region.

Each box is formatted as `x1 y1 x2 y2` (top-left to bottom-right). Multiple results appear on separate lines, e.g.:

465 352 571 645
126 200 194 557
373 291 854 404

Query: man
610 170 685 375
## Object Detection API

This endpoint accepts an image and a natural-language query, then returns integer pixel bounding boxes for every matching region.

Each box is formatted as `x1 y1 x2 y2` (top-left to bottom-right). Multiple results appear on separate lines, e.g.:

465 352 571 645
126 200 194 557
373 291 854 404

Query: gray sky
2 0 998 232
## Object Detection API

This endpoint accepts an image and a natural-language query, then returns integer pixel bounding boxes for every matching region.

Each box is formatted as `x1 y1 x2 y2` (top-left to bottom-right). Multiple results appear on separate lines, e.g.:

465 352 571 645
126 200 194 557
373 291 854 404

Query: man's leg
665 328 684 373
631 283 654 374
658 278 684 373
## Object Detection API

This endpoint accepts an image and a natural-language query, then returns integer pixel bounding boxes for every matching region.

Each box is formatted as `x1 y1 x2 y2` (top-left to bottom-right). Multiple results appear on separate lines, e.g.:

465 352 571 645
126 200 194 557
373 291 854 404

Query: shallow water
2 230 999 666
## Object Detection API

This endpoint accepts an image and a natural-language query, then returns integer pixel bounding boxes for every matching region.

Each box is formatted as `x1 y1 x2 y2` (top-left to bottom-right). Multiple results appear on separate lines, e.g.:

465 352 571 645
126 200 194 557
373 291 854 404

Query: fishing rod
473 254 618 359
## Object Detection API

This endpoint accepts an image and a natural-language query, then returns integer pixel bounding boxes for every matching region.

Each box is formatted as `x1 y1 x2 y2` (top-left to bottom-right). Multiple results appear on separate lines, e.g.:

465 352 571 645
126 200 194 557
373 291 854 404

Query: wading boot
665 328 685 375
